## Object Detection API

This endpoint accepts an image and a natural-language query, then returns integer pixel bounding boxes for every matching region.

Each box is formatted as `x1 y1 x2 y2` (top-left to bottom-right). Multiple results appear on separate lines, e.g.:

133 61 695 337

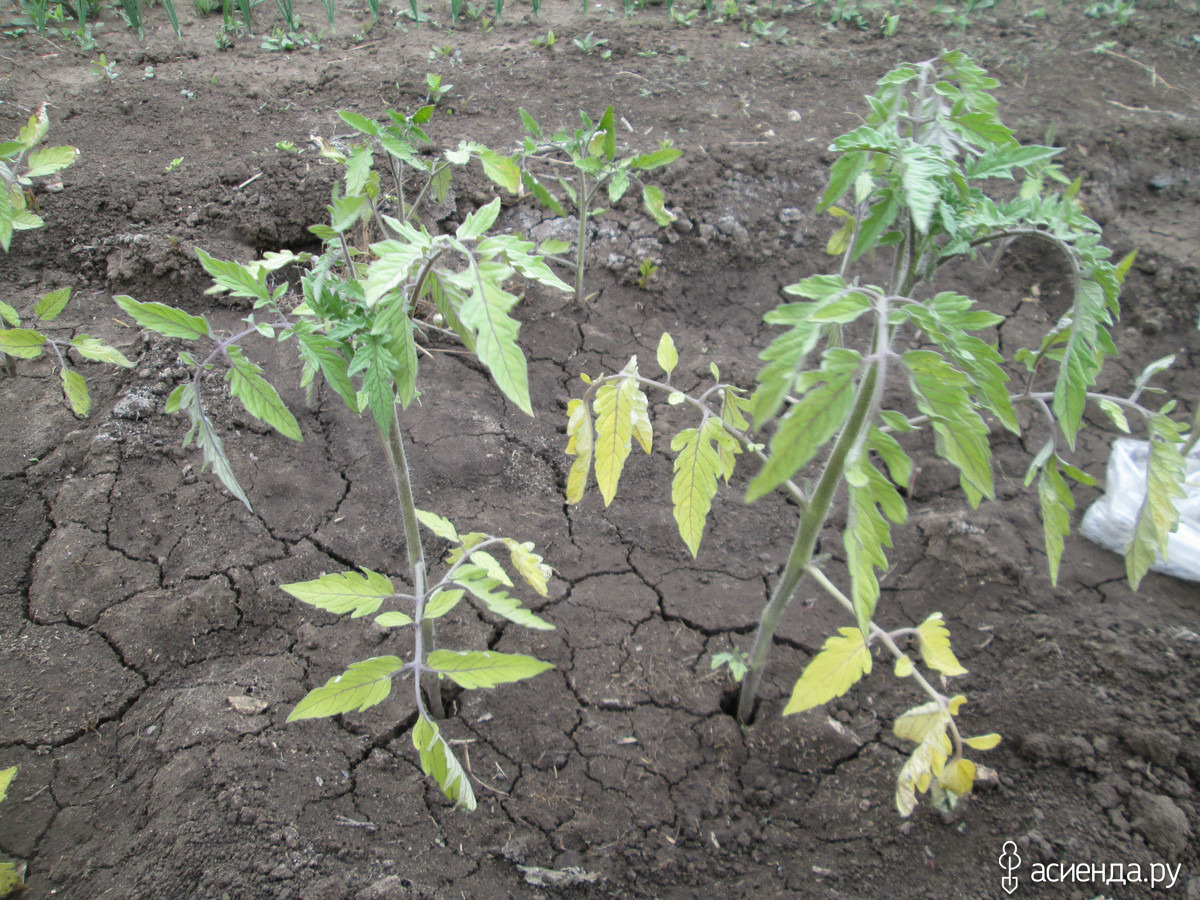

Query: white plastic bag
1079 438 1200 582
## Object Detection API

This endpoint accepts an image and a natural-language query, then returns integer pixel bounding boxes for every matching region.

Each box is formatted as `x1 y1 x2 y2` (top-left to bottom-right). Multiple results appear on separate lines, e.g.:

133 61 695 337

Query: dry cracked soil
1 0 1200 897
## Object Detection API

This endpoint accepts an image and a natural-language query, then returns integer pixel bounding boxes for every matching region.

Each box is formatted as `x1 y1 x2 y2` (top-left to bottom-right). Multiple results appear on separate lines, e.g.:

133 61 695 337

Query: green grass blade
366 0 378 19
272 0 295 30
321 0 335 27
117 0 142 35
160 0 181 35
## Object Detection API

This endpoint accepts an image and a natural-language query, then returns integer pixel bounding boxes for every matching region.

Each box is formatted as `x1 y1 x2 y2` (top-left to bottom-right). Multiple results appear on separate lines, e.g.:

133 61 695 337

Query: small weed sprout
572 30 610 56
513 105 680 300
90 53 119 82
635 257 658 289
424 72 452 105
563 52 1189 817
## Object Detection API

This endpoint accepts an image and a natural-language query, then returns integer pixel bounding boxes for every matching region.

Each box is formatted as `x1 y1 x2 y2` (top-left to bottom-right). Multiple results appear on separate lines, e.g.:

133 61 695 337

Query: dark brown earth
1 0 1199 897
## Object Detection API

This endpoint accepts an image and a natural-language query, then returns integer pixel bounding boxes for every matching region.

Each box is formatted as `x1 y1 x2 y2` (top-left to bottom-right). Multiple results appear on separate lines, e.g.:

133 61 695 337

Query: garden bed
1 1 1199 896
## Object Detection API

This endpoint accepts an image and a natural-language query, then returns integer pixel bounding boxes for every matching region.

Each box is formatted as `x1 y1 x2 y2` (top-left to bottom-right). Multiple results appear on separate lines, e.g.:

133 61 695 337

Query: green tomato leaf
426 649 554 689
33 287 71 322
1127 416 1188 589
456 197 501 242
375 611 413 628
1052 280 1115 450
631 145 682 171
1037 455 1074 584
115 295 211 341
195 249 270 303
455 562 554 630
280 568 396 618
458 268 532 416
288 656 404 720
477 148 521 194
70 335 134 367
641 184 674 227
24 145 78 178
225 345 302 442
844 455 906 635
747 349 861 502
521 171 566 217
60 367 90 416
782 627 872 716
296 332 359 413
412 714 476 811
415 508 459 542
592 373 640 506
425 589 464 619
0 327 46 359
904 349 994 506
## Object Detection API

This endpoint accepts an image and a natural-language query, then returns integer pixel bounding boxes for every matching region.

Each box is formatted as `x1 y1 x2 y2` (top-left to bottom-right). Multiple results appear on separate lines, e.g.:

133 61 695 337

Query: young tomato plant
0 287 133 412
0 104 79 251
117 190 572 809
564 52 1188 816
513 106 680 300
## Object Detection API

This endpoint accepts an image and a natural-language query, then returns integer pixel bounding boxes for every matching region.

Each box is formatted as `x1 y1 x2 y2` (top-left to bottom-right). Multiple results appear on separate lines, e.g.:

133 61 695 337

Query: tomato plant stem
736 362 879 724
